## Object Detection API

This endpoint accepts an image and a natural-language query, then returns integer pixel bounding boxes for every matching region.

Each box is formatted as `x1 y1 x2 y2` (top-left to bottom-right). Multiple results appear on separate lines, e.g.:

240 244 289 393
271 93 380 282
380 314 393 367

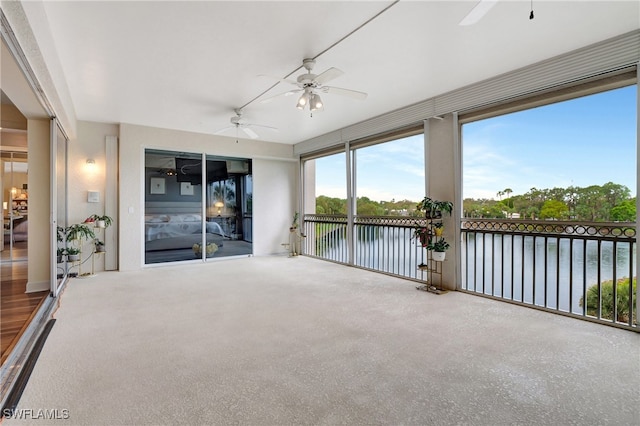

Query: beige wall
26 119 50 292
119 123 297 271
427 115 457 290
67 121 120 273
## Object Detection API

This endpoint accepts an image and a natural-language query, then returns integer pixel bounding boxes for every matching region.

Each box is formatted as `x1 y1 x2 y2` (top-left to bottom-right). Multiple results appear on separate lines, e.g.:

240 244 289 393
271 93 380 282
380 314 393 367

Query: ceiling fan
214 109 277 140
261 58 368 112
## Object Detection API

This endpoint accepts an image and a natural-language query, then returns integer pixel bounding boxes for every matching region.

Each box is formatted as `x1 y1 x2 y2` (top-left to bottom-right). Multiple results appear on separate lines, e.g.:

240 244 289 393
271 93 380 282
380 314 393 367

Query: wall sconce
214 201 224 215
84 158 98 174
10 187 17 197
2 202 7 210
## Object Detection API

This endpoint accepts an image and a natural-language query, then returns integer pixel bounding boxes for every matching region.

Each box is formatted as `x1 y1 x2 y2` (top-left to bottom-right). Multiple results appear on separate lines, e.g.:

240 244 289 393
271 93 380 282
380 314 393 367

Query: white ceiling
28 0 640 145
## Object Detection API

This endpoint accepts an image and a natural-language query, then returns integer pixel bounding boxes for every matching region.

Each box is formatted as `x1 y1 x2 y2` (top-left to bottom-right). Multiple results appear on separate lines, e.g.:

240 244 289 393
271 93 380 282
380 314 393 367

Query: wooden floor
1 241 48 365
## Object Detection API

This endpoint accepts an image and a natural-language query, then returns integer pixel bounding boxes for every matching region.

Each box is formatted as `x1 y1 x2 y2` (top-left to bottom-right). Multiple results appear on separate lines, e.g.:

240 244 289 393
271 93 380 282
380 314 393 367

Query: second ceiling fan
263 58 368 112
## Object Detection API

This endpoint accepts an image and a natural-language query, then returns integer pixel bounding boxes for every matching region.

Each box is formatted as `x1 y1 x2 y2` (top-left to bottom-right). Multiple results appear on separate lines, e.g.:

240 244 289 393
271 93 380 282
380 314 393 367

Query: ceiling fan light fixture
296 92 310 109
310 93 323 111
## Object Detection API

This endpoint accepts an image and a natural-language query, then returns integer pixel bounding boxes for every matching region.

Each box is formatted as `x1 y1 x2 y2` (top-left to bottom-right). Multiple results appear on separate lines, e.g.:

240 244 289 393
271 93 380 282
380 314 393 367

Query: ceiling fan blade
248 123 279 131
257 74 300 87
214 125 234 135
241 126 259 139
314 67 344 85
321 86 368 100
459 0 499 26
260 89 302 104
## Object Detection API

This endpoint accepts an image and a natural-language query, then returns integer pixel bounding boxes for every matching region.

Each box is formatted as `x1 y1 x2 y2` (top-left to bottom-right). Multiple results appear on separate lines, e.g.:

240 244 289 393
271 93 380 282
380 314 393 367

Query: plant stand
416 258 447 294
77 225 103 279
416 210 449 295
285 226 305 257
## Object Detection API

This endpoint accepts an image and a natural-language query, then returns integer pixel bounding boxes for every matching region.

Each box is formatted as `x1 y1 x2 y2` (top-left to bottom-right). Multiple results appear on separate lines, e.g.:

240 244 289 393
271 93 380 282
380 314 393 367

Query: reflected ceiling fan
214 108 277 140
459 0 532 25
261 58 367 113
459 0 499 26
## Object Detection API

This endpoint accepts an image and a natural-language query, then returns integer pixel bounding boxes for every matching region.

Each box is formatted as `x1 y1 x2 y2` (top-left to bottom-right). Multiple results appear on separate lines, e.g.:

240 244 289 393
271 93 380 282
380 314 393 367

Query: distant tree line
315 196 423 217
315 182 636 222
465 182 636 222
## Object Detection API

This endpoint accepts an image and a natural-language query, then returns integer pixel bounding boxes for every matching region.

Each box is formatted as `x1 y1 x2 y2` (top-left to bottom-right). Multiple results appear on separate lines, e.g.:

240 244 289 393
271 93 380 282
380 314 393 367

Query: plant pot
434 228 444 237
96 220 106 228
193 250 215 258
432 251 446 262
425 210 442 220
95 245 105 253
68 254 80 262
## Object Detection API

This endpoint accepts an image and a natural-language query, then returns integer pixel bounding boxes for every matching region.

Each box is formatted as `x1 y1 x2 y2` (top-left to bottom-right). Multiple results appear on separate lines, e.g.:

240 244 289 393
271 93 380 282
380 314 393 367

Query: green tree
610 199 636 222
539 199 569 220
357 196 385 216
316 196 346 215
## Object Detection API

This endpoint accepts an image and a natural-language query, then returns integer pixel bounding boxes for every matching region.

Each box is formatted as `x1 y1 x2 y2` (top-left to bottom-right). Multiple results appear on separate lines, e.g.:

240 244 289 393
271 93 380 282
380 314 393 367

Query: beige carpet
6 256 639 425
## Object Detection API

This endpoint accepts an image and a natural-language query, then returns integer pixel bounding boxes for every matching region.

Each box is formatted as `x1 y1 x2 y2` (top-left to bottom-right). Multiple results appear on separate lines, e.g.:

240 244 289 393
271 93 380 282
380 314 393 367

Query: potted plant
57 247 66 263
416 197 453 219
87 214 113 229
193 242 219 258
427 237 450 261
433 221 444 237
66 247 81 262
66 223 96 242
290 212 299 232
413 225 432 248
94 239 105 253
57 225 66 243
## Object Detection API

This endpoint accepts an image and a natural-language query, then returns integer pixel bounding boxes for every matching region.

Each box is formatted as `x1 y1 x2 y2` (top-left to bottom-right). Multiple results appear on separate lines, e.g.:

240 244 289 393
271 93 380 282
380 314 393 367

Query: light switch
87 190 100 203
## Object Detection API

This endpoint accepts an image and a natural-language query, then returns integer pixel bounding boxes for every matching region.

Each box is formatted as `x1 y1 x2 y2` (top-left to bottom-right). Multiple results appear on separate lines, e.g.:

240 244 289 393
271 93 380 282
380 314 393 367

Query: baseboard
26 280 49 293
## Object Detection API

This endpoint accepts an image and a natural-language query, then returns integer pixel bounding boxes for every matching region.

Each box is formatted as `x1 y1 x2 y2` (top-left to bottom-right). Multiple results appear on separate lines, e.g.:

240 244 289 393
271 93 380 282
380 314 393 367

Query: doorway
0 97 47 365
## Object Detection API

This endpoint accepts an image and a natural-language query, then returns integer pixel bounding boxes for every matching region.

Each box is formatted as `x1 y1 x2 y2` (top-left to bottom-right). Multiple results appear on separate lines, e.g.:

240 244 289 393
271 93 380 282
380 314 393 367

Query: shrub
580 277 637 324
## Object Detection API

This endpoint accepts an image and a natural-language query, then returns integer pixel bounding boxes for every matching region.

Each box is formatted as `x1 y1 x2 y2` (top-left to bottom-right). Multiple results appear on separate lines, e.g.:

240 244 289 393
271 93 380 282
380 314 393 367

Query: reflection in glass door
143 149 253 264
204 156 252 260
52 121 68 296
144 149 204 264
1 151 28 262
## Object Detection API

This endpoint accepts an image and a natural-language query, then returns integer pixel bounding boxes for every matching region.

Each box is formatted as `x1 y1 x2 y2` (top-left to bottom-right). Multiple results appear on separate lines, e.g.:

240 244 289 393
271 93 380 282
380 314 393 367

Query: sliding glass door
144 149 252 265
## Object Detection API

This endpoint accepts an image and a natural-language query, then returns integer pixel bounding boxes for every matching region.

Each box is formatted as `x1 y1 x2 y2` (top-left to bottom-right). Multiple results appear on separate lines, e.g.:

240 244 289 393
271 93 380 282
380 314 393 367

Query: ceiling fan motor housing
297 74 318 86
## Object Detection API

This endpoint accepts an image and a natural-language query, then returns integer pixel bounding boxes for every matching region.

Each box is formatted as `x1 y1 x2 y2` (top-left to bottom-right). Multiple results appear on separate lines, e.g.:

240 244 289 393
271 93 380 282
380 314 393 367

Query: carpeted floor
5 256 639 425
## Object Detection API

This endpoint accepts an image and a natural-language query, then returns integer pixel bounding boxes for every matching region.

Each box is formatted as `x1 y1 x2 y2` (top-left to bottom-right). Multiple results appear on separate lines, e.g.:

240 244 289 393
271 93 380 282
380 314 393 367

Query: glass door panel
144 149 204 264
204 156 252 259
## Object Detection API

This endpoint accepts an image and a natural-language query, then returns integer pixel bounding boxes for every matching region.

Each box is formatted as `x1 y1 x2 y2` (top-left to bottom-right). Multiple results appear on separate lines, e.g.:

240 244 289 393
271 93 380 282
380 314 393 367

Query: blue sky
315 135 425 202
315 85 637 202
463 85 637 199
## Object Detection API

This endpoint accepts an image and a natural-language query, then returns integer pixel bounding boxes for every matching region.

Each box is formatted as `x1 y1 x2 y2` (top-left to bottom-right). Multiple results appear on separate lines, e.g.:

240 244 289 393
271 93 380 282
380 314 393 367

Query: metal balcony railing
461 219 637 330
303 214 428 280
303 215 637 330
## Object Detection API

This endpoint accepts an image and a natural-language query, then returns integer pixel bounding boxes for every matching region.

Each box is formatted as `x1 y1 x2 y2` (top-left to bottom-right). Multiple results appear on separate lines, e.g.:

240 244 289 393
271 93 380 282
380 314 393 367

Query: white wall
252 159 298 256
119 123 296 271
